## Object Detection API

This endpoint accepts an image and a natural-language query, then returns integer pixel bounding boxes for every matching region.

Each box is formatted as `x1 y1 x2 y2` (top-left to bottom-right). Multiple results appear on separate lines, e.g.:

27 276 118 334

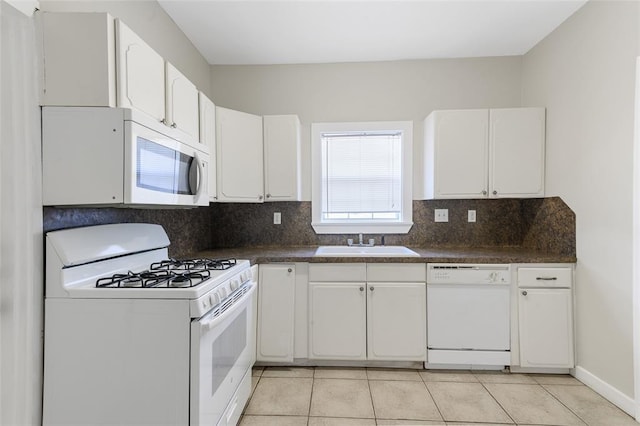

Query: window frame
311 120 413 234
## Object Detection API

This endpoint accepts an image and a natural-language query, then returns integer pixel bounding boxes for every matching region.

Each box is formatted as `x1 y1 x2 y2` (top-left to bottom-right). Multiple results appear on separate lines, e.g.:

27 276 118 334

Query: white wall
39 0 212 96
210 57 523 200
0 1 44 424
522 0 638 403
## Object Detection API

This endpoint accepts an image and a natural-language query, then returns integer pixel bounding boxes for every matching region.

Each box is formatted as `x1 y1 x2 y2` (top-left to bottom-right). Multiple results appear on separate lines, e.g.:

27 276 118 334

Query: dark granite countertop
191 246 576 265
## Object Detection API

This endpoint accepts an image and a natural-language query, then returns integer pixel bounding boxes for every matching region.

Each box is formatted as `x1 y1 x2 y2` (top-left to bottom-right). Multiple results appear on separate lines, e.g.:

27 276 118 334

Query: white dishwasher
427 264 511 368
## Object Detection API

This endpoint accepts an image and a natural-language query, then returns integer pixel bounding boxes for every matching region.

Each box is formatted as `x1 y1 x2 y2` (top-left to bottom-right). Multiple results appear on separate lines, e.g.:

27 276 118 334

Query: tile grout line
419 372 447 424
306 366 315 425
538 382 590 426
365 368 378 421
478 381 518 425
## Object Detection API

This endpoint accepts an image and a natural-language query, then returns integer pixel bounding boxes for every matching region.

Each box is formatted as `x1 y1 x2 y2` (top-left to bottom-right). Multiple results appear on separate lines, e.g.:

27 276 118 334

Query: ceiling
157 0 587 66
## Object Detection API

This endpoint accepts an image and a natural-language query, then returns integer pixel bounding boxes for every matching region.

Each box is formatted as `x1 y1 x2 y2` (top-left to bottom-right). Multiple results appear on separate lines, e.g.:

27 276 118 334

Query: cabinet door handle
287 268 292 273
160 118 167 125
536 277 557 281
482 190 487 195
492 190 498 195
266 193 271 198
171 122 177 128
258 195 264 200
369 286 374 291
522 290 528 296
359 287 364 292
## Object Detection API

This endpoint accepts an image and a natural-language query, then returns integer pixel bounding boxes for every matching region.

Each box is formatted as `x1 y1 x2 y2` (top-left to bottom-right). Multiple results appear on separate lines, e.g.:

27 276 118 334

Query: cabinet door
257 265 295 362
165 63 199 143
41 12 116 107
518 288 574 368
490 108 545 198
199 93 217 201
116 20 165 122
309 283 366 360
367 283 426 361
263 115 301 201
215 107 264 202
429 109 489 199
250 265 259 365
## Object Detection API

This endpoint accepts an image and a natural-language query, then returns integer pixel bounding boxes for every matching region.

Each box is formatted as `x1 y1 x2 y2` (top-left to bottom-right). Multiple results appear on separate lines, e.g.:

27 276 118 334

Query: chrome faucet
347 234 375 247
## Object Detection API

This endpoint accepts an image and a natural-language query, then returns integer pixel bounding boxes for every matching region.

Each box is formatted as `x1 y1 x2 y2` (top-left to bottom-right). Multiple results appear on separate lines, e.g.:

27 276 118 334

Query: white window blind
321 131 402 221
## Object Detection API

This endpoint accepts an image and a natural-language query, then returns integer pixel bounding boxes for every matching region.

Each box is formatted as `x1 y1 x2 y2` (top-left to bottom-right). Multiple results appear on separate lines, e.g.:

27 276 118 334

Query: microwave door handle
189 152 205 200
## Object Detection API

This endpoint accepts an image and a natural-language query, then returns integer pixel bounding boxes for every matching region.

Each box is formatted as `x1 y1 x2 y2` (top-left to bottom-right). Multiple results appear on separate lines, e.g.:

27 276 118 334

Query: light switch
468 210 476 222
273 212 281 225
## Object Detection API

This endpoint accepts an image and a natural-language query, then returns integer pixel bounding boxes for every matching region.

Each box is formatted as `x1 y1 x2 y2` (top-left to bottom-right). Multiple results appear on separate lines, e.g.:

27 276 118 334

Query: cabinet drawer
518 267 572 288
367 263 426 282
309 263 366 282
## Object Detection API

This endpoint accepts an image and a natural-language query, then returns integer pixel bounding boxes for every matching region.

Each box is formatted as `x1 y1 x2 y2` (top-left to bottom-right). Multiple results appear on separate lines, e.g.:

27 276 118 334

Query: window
311 121 413 234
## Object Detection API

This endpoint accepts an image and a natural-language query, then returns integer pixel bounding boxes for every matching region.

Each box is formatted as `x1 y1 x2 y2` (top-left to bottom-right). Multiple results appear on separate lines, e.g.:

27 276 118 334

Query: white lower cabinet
309 283 367 360
367 282 426 361
308 263 426 362
516 266 574 369
256 264 295 362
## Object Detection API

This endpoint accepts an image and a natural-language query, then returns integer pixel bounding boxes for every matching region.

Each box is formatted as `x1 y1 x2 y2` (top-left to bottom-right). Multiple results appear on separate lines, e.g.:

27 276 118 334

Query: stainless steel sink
314 246 420 257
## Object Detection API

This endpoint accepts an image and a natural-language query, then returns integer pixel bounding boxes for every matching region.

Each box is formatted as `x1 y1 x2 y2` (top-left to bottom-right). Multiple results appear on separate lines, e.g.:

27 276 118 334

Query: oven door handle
199 283 256 332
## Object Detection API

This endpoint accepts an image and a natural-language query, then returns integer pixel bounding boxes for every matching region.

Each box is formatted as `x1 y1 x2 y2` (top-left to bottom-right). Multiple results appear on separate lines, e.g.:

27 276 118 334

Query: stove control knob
219 288 227 300
231 279 239 291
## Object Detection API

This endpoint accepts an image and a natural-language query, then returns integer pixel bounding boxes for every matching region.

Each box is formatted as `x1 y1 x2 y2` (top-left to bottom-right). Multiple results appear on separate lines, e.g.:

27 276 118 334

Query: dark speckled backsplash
43 197 575 258
209 197 575 256
43 206 211 258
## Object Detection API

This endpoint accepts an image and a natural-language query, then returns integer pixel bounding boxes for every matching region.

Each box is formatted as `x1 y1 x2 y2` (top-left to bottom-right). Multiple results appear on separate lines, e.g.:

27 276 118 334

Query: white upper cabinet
422 107 545 199
116 19 165 123
41 12 117 107
199 93 217 201
263 115 302 202
423 109 489 199
215 106 264 202
490 108 546 198
41 13 203 146
165 62 199 142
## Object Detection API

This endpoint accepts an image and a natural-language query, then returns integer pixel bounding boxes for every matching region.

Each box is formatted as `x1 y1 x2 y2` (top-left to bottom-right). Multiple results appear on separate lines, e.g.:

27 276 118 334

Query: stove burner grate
150 258 236 272
95 257 237 288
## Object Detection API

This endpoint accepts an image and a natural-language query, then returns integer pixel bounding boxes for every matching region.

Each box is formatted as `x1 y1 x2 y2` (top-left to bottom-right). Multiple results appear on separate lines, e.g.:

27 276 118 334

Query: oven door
190 283 256 426
125 121 209 206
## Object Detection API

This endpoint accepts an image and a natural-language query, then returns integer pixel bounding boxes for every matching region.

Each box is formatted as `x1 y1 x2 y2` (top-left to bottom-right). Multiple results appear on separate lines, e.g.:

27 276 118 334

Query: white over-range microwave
42 107 209 208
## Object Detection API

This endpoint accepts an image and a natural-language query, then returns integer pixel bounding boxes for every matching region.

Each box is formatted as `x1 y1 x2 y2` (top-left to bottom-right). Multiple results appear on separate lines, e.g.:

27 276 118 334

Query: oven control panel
191 268 254 317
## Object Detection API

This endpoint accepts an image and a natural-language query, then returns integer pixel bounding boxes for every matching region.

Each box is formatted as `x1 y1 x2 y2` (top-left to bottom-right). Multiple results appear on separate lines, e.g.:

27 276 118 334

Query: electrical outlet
468 210 476 223
434 209 448 222
273 212 281 225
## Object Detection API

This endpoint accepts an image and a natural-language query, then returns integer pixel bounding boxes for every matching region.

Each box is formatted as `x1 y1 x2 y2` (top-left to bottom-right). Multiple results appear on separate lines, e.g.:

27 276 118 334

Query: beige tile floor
240 367 638 426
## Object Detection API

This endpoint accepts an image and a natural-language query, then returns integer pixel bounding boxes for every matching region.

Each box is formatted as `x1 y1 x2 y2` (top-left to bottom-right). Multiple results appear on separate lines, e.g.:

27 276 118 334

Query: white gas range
42 223 256 426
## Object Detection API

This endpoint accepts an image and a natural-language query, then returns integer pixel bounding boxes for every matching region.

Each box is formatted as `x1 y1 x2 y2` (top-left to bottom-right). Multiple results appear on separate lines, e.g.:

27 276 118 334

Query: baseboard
573 366 636 417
